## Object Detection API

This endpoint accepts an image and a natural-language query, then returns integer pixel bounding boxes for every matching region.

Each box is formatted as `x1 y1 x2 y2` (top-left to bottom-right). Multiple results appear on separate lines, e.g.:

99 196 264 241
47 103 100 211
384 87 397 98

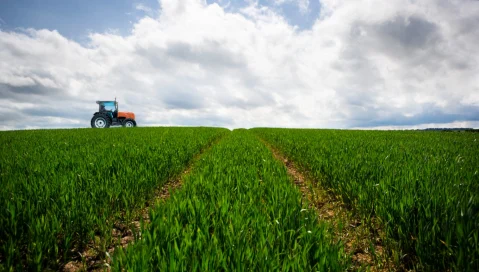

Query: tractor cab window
103 102 116 112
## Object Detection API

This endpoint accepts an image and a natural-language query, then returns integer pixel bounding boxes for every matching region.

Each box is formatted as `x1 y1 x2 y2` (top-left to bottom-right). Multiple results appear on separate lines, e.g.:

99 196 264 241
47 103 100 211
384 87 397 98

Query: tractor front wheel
91 114 111 128
123 119 136 128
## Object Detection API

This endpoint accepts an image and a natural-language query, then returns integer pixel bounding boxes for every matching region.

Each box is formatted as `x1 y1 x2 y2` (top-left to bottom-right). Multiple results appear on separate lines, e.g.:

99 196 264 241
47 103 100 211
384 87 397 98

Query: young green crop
252 128 479 271
0 127 227 271
112 129 348 271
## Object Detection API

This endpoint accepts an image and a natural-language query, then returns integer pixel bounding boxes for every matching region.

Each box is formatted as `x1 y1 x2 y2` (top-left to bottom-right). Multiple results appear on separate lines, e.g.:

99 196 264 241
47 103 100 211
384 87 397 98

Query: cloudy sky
0 0 478 130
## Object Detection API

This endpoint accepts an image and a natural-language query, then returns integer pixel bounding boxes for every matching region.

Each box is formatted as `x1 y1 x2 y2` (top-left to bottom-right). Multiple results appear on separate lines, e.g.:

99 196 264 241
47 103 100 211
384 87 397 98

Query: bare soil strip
63 135 226 272
259 138 403 272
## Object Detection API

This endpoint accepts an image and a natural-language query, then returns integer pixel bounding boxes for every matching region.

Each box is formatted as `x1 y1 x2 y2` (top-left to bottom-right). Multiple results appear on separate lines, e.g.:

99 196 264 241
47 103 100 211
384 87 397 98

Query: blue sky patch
0 0 159 41
207 0 321 30
0 0 320 42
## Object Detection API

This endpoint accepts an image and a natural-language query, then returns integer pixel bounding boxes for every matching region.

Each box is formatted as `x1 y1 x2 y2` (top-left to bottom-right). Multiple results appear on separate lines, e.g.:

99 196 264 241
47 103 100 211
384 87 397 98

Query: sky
0 0 478 130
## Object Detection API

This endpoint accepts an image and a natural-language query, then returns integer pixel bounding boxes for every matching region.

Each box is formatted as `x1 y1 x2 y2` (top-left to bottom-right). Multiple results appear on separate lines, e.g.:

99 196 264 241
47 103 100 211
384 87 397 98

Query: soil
259 138 404 272
62 135 225 272
62 134 408 271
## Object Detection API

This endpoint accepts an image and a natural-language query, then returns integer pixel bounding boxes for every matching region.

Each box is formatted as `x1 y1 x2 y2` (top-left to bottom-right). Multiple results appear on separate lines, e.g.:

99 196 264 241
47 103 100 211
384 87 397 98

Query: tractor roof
96 101 117 104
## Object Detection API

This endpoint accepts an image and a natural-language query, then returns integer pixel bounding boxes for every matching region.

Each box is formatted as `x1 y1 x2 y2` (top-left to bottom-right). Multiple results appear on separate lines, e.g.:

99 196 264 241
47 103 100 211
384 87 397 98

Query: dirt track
258 137 399 272
63 135 226 272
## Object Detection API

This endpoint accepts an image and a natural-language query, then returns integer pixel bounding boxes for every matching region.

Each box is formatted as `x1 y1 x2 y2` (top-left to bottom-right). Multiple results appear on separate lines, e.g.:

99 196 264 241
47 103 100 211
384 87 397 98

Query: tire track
258 136 400 272
63 134 228 272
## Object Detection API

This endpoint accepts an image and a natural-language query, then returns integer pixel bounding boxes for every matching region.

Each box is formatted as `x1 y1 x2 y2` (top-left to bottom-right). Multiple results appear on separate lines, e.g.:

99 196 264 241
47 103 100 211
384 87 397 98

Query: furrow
258 137 400 272
110 130 348 271
62 134 227 272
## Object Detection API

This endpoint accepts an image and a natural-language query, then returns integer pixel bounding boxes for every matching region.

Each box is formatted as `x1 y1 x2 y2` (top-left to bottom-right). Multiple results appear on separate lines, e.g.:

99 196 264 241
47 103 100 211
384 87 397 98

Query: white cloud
135 3 157 17
135 3 152 13
270 0 310 14
0 0 478 130
352 121 479 131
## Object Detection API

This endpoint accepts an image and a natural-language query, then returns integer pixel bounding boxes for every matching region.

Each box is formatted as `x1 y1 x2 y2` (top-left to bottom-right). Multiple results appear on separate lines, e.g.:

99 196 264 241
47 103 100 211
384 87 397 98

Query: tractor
91 99 137 128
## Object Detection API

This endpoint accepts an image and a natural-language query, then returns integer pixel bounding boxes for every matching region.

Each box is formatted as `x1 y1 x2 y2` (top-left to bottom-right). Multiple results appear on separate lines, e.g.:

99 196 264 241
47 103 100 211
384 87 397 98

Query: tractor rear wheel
122 119 136 128
91 114 111 128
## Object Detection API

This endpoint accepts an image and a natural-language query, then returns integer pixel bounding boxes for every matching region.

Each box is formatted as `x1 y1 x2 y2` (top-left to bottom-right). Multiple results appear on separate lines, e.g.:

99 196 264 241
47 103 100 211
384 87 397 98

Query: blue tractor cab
99 101 117 119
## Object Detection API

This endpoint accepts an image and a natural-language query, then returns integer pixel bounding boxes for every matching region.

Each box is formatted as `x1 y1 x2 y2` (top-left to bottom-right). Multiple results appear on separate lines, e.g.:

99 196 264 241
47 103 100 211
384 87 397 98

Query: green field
0 127 227 270
252 128 479 271
1 127 477 271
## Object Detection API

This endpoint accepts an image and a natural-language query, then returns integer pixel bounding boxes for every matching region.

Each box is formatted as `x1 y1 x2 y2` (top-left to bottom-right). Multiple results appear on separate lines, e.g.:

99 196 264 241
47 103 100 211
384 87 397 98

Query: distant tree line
422 128 479 132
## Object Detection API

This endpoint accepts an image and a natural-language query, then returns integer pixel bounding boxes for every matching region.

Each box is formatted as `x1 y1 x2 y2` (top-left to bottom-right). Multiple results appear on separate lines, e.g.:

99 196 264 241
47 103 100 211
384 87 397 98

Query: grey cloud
162 88 206 109
0 79 96 128
133 38 262 91
0 109 25 122
377 16 440 50
345 15 444 67
331 54 384 111
0 83 65 101
21 106 91 120
136 40 248 72
132 38 266 111
142 111 234 127
135 45 174 70
166 40 261 88
2 39 30 59
457 14 479 36
331 12 477 128
449 60 472 71
0 109 86 130
218 89 275 110
223 97 268 110
351 104 479 127
165 40 246 69
341 88 376 108
277 103 309 120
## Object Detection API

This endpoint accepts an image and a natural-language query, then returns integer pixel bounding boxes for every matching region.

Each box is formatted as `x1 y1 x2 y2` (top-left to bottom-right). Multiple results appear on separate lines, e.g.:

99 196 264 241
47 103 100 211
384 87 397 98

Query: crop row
111 129 348 271
0 127 227 271
251 128 479 271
